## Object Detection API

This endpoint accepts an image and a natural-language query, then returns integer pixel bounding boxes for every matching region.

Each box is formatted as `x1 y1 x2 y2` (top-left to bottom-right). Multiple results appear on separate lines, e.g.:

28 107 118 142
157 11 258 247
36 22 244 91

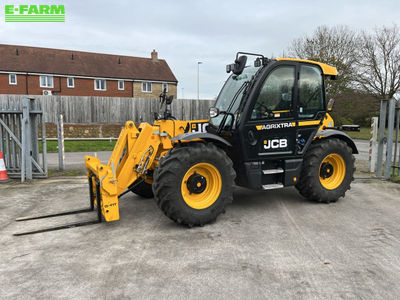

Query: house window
118 80 124 90
40 75 54 88
142 82 152 93
9 74 17 85
67 77 74 88
94 79 106 91
162 83 168 92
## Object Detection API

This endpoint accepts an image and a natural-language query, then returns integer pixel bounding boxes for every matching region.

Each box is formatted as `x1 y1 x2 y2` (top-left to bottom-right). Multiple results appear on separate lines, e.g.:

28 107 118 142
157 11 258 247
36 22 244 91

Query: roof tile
0 44 178 82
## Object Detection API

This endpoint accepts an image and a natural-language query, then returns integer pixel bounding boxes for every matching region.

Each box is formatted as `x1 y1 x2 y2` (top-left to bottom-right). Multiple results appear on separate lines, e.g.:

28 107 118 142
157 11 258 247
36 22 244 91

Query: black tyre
153 142 236 227
131 180 154 198
296 138 355 203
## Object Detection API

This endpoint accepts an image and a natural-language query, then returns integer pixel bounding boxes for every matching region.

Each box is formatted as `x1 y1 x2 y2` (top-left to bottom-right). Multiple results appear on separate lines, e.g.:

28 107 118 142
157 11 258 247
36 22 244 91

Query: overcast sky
0 0 398 99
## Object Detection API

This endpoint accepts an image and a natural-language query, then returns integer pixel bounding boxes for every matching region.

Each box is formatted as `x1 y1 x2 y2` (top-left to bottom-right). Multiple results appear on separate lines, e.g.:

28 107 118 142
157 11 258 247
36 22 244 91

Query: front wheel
296 138 355 203
153 142 236 227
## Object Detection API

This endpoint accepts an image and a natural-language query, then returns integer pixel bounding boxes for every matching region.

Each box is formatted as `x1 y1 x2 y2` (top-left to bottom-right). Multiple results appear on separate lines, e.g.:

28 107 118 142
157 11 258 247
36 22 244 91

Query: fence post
394 103 400 177
22 98 32 181
384 99 396 179
57 114 65 171
369 117 378 173
376 100 387 177
41 99 48 176
29 98 39 169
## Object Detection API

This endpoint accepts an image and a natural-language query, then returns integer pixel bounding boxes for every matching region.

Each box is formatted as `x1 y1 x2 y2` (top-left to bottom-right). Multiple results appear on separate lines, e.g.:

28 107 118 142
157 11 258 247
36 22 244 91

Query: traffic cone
0 151 10 183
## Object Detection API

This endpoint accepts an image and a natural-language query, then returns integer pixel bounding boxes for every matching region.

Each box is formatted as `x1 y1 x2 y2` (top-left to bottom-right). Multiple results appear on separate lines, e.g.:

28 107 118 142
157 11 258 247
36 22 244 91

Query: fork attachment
13 174 102 236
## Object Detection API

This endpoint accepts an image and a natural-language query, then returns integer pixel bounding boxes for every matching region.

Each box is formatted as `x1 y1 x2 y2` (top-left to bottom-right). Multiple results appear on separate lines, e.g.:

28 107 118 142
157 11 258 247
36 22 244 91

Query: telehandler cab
15 52 357 235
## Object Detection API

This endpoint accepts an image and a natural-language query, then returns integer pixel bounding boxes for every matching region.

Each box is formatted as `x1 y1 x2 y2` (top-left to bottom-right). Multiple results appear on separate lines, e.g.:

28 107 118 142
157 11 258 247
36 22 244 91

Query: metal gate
375 98 400 178
0 98 47 182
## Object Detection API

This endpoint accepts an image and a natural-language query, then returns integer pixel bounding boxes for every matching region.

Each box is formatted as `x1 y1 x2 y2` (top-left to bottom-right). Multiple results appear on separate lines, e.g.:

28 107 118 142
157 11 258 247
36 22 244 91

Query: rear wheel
153 142 235 226
296 138 355 203
130 180 154 198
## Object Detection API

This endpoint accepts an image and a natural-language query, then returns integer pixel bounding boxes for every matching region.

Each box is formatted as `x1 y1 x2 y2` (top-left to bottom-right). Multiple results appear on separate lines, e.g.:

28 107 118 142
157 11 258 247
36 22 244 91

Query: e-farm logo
5 4 65 22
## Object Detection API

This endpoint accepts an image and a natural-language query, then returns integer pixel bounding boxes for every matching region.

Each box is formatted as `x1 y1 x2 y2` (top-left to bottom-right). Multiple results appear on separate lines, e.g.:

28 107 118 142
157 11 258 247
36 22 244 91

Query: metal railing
375 98 400 179
0 98 47 182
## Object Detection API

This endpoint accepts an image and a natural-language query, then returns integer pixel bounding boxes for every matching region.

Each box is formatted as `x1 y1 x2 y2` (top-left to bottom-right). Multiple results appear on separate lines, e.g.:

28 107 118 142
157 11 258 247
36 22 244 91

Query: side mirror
166 95 174 105
209 107 220 118
327 98 335 111
226 55 247 75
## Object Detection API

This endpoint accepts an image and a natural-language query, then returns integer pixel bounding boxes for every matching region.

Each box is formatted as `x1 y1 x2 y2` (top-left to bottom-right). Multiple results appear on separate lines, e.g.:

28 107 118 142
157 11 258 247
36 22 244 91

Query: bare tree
356 25 400 99
288 25 359 98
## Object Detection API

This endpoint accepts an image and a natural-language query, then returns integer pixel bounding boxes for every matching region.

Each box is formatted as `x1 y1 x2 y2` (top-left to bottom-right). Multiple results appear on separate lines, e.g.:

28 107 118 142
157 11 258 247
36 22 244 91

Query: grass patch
345 127 370 140
40 140 117 153
346 127 400 141
390 176 400 183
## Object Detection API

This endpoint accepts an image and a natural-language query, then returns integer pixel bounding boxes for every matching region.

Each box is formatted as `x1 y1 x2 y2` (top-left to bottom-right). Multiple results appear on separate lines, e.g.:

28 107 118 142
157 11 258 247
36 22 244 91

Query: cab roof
275 57 338 76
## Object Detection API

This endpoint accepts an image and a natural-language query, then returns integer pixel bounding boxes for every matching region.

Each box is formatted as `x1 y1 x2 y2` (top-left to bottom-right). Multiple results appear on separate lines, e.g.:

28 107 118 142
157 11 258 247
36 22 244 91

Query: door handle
247 130 257 146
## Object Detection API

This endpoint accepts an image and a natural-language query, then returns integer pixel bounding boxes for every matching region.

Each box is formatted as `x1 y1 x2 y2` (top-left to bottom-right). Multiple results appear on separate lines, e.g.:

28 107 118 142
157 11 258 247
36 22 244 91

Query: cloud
0 0 398 98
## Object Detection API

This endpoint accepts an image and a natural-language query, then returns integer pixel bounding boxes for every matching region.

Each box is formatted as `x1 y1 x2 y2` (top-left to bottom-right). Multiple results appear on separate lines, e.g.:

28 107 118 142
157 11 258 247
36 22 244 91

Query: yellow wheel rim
319 153 346 190
181 163 222 210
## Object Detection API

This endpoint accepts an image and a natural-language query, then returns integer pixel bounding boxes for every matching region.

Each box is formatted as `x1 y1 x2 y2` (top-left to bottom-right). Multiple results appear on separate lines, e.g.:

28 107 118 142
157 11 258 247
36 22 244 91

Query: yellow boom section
84 119 208 222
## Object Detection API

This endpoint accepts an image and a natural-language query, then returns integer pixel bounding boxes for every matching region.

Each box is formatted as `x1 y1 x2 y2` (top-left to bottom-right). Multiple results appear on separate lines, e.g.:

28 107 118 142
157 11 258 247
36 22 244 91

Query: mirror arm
217 112 234 135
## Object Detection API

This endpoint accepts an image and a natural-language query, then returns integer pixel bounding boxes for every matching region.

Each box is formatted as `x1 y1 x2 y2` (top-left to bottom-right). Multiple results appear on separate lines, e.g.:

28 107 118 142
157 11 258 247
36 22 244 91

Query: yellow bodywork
85 119 207 222
276 58 338 76
320 113 335 130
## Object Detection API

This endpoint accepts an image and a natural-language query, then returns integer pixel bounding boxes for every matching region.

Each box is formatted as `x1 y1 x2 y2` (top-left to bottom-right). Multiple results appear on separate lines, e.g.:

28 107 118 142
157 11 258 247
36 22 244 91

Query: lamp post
197 61 202 100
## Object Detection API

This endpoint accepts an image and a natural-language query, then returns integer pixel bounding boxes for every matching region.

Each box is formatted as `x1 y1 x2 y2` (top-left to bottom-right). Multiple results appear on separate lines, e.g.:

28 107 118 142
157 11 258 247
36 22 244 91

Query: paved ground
47 151 111 171
1 176 400 299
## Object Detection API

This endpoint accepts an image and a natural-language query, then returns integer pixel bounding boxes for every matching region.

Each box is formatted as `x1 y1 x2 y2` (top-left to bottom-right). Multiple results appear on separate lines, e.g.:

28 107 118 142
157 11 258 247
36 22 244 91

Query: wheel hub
186 172 207 194
320 162 334 179
181 162 222 210
319 153 346 190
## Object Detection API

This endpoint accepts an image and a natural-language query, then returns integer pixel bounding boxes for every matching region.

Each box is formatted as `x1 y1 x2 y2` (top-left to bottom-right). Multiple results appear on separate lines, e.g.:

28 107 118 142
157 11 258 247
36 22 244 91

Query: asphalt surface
1 177 400 299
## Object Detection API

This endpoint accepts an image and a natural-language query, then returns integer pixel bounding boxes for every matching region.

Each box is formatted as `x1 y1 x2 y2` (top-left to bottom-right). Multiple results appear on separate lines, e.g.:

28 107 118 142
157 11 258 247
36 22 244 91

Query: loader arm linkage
85 119 208 222
13 119 208 235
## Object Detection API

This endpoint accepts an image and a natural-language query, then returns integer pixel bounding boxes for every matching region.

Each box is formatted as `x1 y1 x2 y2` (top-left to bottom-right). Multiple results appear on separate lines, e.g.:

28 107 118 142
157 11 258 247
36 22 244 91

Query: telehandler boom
15 52 357 235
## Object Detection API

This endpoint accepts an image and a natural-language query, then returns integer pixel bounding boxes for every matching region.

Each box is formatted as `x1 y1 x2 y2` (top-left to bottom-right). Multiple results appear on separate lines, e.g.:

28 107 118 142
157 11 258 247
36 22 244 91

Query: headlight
209 107 220 118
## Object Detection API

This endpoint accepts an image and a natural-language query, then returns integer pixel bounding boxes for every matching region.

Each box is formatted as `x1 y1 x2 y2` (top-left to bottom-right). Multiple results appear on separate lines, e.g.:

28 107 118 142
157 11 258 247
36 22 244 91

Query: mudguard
316 129 358 154
171 132 232 146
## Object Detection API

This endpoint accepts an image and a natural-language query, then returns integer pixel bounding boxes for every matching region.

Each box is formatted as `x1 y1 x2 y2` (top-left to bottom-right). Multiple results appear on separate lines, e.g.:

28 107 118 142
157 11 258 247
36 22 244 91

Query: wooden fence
0 95 215 124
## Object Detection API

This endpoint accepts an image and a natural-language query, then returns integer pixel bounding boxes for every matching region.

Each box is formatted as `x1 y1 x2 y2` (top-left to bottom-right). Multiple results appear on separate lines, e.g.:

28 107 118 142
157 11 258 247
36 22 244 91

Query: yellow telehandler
15 52 357 235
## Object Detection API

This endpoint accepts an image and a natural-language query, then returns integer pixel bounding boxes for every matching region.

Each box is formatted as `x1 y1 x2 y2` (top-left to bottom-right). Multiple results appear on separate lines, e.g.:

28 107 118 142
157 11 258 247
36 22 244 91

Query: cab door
295 64 327 154
240 64 298 161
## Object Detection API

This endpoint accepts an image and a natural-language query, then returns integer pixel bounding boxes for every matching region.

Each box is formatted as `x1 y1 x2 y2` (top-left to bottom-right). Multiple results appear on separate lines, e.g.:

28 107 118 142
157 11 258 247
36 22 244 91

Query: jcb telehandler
15 52 357 235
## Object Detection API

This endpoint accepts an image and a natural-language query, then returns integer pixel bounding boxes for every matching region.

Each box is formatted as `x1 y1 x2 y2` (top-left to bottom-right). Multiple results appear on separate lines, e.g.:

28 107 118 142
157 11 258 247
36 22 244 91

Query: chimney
151 49 158 61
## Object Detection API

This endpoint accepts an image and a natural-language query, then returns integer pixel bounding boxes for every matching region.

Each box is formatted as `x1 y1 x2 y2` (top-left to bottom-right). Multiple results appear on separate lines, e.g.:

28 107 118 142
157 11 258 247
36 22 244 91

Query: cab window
250 66 295 120
298 65 324 119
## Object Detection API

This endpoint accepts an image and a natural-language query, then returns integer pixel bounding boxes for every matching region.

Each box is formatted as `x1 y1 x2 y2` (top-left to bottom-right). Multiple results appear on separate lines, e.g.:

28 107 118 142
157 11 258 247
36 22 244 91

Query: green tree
288 25 359 99
356 25 400 99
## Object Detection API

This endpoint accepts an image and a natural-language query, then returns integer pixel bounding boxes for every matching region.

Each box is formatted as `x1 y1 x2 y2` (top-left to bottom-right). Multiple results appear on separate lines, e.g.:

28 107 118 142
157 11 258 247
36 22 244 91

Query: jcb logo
264 139 288 149
184 122 209 133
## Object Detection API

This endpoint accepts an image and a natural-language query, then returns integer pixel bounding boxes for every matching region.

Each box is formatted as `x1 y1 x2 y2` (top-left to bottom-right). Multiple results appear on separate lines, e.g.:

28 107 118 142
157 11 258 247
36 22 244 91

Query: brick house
0 44 178 98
